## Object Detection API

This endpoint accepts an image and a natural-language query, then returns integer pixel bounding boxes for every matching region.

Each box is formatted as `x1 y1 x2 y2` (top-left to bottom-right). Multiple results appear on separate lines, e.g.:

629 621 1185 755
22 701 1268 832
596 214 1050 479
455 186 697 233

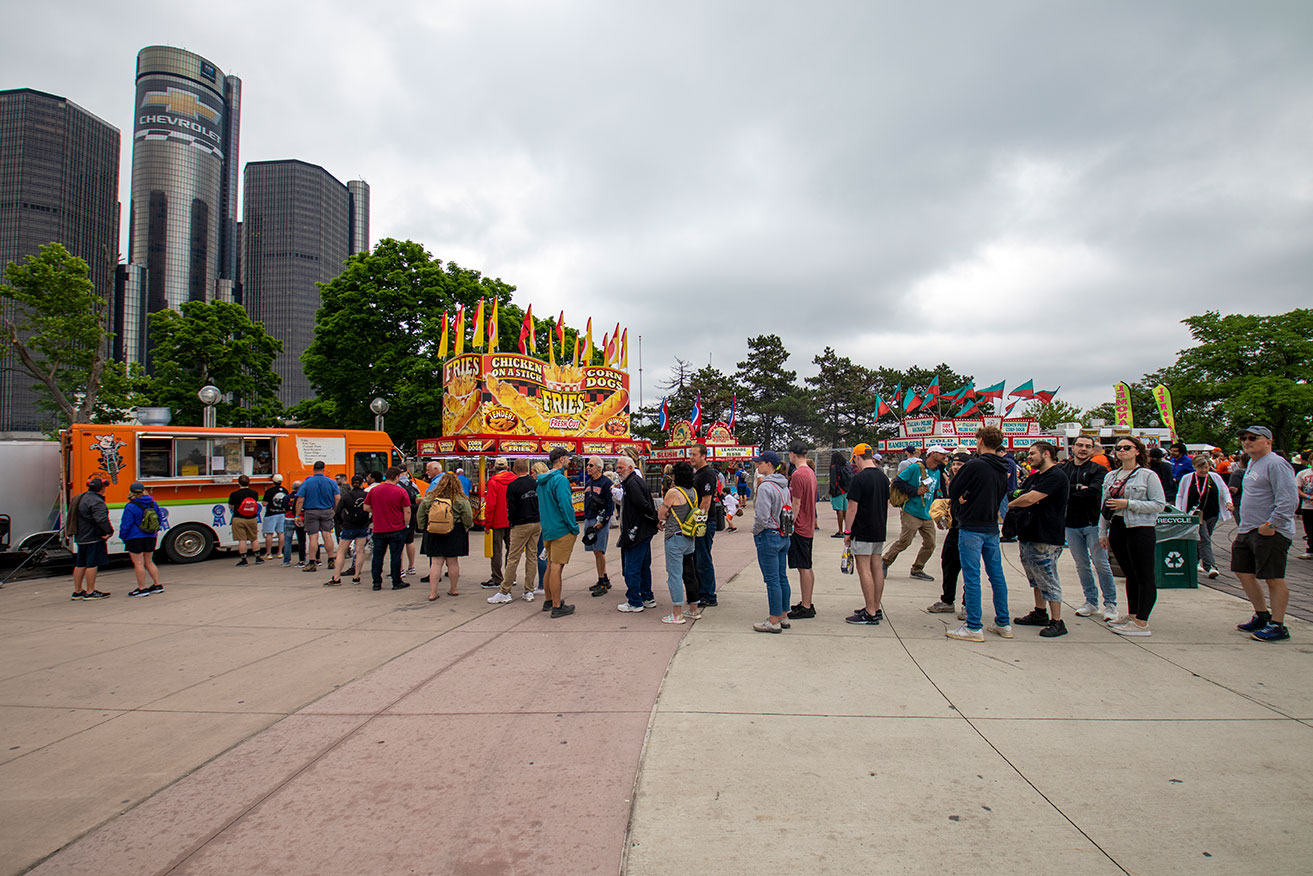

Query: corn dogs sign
442 353 631 440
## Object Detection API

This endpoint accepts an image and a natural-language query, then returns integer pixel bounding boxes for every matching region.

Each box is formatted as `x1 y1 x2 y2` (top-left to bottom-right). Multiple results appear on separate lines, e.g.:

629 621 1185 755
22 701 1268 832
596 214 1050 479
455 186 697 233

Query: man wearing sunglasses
1232 427 1298 642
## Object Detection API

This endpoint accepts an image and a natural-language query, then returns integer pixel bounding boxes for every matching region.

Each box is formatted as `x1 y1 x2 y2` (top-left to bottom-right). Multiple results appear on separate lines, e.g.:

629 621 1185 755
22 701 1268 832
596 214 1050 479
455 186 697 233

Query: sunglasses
1115 445 1135 451
1240 435 1260 441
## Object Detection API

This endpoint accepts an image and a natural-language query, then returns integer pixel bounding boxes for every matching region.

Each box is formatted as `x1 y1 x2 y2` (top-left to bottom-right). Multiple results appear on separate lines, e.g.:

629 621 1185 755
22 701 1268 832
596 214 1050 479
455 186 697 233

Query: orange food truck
60 424 406 563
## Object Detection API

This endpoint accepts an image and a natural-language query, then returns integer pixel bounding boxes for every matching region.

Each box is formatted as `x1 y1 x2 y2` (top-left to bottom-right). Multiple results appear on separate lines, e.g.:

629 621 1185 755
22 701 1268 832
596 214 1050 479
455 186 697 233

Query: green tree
297 239 516 444
733 334 807 449
0 243 113 428
147 300 284 426
1018 398 1083 430
804 347 879 447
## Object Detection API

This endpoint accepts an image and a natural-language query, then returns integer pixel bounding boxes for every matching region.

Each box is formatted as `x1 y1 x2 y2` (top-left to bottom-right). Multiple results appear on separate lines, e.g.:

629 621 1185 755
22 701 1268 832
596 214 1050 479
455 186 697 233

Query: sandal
447 591 460 597
660 613 686 624
428 593 439 601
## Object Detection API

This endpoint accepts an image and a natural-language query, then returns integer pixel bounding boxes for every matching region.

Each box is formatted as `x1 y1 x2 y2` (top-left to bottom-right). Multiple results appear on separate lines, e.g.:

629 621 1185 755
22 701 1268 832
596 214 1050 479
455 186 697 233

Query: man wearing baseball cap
750 450 791 632
1232 426 1299 641
883 445 948 582
69 477 114 600
843 443 891 626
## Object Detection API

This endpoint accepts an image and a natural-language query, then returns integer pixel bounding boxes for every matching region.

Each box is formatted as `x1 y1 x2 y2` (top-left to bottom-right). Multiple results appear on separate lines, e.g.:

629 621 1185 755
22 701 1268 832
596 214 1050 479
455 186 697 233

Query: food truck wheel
163 524 215 564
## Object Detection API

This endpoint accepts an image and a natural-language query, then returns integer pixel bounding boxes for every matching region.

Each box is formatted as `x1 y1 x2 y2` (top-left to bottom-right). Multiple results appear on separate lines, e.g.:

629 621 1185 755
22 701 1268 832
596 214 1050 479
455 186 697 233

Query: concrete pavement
4 523 1311 875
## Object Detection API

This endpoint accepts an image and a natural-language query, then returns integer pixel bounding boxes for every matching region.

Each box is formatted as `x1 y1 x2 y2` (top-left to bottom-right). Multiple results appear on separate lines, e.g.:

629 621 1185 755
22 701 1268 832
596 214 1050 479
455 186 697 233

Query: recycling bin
1154 510 1200 589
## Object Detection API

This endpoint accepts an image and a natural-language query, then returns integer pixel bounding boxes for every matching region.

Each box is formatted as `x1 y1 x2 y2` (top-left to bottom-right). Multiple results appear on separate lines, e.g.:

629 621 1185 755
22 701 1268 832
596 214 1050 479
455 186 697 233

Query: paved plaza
1 524 1310 875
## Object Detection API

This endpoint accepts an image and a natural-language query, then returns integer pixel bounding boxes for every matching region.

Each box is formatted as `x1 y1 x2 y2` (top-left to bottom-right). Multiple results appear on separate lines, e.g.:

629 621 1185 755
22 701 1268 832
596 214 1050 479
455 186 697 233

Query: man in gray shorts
843 443 890 625
1232 426 1299 642
297 461 340 572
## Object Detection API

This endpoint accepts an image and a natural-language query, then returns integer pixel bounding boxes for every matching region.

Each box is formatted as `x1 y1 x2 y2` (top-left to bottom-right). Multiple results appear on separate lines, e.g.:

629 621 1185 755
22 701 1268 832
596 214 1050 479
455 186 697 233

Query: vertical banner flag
517 309 531 354
438 309 449 359
601 332 610 366
729 393 736 430
547 316 557 365
584 318 593 361
556 311 566 360
488 299 499 350
620 328 628 369
659 397 669 431
1113 382 1134 427
574 334 583 365
1152 384 1177 441
692 392 703 432
454 306 465 355
472 299 485 348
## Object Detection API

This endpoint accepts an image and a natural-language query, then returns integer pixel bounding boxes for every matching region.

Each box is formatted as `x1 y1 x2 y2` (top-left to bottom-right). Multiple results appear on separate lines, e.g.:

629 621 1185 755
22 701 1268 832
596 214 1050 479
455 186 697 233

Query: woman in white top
1098 436 1166 636
1175 455 1233 579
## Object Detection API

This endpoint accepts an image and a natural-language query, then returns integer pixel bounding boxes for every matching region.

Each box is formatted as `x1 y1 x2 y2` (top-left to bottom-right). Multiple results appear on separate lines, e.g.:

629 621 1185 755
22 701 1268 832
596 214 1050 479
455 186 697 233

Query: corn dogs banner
442 353 631 440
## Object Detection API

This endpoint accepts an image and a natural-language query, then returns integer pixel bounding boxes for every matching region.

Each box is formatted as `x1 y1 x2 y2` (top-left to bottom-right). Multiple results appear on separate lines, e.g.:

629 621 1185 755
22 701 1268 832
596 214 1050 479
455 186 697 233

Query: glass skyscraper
0 88 120 433
121 46 240 366
242 160 369 406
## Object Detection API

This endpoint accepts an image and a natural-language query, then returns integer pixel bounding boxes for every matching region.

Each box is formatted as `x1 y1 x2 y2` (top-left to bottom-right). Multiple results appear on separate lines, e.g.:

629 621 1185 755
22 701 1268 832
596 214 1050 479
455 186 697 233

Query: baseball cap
925 445 951 456
753 450 780 466
273 473 284 482
86 477 106 491
1238 426 1272 440
129 481 146 493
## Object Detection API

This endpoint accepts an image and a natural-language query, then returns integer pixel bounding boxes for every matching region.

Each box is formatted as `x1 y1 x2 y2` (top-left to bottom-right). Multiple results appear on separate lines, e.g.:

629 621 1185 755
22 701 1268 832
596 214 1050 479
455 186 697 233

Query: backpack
778 502 795 537
675 489 707 538
139 502 161 534
402 480 420 506
426 498 455 534
238 495 259 517
890 463 925 508
268 489 287 515
343 491 370 528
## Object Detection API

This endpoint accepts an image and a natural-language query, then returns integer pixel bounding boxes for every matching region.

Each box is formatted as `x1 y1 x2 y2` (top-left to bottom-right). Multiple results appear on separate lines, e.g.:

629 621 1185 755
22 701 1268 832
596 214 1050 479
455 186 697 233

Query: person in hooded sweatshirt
538 447 580 618
945 426 1013 642
119 481 166 597
750 450 792 633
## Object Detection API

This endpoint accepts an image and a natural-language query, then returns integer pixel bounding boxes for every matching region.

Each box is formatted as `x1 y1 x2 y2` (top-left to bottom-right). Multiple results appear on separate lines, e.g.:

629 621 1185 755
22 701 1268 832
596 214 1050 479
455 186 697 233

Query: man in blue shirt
882 445 946 582
456 467 473 496
296 461 340 572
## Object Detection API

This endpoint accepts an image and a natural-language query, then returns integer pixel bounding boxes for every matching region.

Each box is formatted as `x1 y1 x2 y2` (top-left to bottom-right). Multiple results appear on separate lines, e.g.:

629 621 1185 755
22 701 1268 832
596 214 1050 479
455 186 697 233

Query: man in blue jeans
363 466 411 591
946 426 1012 642
1059 435 1118 621
690 444 719 606
750 451 791 633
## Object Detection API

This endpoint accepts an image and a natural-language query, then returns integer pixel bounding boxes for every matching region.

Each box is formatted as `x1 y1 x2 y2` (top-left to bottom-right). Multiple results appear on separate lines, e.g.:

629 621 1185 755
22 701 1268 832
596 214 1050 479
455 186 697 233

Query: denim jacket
1098 466 1166 538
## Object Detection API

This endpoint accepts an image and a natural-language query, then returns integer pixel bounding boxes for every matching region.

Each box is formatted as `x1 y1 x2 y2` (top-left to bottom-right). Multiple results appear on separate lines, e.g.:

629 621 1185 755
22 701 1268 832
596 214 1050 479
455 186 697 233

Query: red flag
517 307 532 354
556 310 565 355
905 392 924 415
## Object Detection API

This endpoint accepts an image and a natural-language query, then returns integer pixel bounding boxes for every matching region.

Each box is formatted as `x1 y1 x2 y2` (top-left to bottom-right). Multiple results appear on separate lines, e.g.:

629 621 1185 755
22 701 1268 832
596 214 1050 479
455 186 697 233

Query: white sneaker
1103 606 1120 622
521 592 535 602
487 592 513 604
987 624 1014 639
643 599 658 609
946 622 984 642
1207 568 1219 579
1112 621 1151 637
618 602 644 612
533 587 544 595
1074 602 1098 617
1299 551 1313 559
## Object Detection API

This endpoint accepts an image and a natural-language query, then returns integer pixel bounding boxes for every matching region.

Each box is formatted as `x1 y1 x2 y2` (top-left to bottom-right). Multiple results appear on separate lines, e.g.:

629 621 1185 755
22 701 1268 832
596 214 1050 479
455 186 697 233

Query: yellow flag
438 309 449 359
584 318 593 361
472 299 485 348
454 306 465 355
620 328 628 369
488 299 499 350
1113 381 1133 427
548 319 556 365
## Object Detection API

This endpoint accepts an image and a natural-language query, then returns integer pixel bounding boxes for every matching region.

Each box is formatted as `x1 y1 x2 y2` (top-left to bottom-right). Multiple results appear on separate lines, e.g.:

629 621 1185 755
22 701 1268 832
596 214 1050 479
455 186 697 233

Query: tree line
4 241 1309 453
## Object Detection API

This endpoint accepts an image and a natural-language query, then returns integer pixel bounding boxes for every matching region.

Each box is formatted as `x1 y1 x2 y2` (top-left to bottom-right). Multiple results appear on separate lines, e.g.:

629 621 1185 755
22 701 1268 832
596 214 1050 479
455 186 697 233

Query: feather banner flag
584 318 593 361
556 311 566 359
659 397 670 431
472 299 485 348
691 392 703 432
1152 384 1177 441
728 393 736 430
1113 382 1135 427
601 331 610 366
620 329 628 369
438 309 449 359
487 299 498 350
453 306 465 355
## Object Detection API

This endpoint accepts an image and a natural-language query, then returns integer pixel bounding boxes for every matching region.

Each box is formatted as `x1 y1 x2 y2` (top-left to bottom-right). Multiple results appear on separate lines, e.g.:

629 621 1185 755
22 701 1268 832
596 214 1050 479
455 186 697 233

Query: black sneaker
254 556 265 565
846 608 880 625
909 571 934 582
1251 622 1290 642
1039 619 1068 638
1015 608 1050 626
480 579 499 590
543 599 554 611
148 584 164 594
831 532 845 538
551 603 576 618
391 582 410 590
1237 613 1272 632
128 588 151 598
70 591 83 601
84 590 110 599
420 576 430 583
787 603 816 619
778 620 792 629
699 596 718 607
236 558 248 566
372 582 382 591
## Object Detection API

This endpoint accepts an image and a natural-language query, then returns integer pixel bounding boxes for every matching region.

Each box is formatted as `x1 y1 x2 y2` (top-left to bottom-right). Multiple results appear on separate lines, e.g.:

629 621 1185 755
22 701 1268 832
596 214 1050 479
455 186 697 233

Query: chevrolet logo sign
140 86 220 123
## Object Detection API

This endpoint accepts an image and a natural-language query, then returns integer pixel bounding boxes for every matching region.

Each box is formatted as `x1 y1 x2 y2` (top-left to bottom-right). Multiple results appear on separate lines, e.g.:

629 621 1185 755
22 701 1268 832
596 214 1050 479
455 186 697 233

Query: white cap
925 445 952 456
273 473 283 482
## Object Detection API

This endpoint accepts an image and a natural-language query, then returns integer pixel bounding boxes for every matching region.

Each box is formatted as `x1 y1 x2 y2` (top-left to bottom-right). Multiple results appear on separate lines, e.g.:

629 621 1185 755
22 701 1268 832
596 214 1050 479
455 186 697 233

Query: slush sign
134 78 225 158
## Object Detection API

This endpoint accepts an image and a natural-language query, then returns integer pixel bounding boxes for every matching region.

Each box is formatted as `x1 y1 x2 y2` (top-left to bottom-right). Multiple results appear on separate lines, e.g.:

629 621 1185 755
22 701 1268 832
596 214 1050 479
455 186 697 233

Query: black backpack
343 490 370 528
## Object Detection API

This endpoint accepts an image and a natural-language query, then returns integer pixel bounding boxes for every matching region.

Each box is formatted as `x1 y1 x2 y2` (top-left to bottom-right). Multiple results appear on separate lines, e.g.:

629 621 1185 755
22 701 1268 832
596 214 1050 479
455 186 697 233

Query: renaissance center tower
121 46 240 365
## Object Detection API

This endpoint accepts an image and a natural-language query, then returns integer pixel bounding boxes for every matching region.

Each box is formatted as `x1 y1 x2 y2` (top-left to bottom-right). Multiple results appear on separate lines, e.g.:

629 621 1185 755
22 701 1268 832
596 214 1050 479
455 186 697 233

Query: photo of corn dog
584 388 629 432
444 390 481 434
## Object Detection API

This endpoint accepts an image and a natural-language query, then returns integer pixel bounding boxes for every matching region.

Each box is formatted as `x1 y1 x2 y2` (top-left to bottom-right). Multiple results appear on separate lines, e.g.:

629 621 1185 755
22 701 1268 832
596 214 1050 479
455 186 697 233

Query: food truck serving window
138 435 276 479
355 451 390 479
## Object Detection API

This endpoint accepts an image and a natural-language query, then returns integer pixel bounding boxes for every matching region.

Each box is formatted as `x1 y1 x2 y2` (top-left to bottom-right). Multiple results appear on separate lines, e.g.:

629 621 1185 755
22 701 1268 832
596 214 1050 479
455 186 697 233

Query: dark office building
0 88 120 433
242 160 369 407
122 45 240 366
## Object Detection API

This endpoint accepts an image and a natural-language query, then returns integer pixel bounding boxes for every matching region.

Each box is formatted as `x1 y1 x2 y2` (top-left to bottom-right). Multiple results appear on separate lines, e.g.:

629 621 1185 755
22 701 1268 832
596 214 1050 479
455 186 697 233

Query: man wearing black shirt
228 475 263 566
499 460 541 599
615 454 658 610
690 444 720 606
946 426 1012 642
1059 435 1117 621
843 443 890 625
1008 442 1071 637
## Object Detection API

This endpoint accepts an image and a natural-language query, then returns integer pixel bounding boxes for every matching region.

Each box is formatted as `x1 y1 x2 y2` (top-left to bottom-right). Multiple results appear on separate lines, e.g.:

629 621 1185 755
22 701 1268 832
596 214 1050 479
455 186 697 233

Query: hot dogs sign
442 353 632 440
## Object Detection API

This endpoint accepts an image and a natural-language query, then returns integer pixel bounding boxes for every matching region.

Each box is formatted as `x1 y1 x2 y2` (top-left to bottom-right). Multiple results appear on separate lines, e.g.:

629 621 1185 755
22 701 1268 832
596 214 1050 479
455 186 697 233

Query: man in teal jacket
538 447 580 617
883 445 948 582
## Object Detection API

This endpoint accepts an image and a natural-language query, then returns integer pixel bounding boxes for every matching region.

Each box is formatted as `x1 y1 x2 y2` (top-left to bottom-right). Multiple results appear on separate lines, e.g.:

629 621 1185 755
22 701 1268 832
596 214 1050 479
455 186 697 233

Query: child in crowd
722 489 740 531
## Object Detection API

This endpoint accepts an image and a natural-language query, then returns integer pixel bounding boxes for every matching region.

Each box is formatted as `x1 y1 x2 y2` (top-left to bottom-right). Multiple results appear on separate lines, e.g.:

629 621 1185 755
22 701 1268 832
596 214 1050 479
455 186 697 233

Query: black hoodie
948 453 1010 534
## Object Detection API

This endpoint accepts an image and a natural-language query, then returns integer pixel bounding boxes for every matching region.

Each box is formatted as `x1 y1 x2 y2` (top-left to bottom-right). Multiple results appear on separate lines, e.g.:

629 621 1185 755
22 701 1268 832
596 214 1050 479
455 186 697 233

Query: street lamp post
198 385 221 428
370 397 390 432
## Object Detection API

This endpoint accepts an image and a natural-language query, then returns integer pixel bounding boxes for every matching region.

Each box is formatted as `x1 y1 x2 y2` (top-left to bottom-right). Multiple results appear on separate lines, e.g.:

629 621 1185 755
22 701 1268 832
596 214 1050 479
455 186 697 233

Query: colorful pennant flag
892 382 903 412
1009 380 1035 399
659 397 670 431
438 309 449 359
584 318 593 361
1033 386 1060 405
556 311 566 358
517 309 531 354
472 299 485 348
925 376 940 401
691 392 703 432
979 380 1006 399
728 393 736 431
453 306 465 355
1004 399 1019 417
874 394 892 419
487 299 498 350
620 329 628 369
955 397 981 418
601 332 610 366
905 390 924 415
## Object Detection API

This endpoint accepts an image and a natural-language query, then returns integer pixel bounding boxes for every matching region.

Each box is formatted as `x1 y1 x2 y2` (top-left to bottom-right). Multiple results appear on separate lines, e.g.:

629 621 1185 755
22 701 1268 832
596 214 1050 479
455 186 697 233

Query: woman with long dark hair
1098 436 1166 636
828 451 852 538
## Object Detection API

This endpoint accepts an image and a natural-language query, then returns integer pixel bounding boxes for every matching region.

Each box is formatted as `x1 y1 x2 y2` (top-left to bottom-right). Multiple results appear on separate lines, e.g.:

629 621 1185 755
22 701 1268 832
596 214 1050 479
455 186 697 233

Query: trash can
1154 510 1200 589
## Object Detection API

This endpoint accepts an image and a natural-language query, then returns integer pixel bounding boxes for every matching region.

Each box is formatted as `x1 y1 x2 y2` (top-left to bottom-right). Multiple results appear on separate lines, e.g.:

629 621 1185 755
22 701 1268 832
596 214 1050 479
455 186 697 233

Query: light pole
198 385 221 428
370 397 390 432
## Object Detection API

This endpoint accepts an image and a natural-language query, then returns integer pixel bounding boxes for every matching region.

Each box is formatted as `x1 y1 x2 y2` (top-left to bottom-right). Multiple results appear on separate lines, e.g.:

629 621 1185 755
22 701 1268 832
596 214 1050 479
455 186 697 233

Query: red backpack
238 495 259 517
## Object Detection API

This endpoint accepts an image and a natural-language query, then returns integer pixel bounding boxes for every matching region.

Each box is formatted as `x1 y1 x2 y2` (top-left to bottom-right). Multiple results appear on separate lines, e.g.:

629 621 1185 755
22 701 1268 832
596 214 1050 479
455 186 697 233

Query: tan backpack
426 498 454 534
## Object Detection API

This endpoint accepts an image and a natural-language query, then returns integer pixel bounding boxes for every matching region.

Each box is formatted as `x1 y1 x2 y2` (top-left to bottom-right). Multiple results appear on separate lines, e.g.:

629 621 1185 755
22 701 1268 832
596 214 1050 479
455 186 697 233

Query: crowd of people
62 427 1310 644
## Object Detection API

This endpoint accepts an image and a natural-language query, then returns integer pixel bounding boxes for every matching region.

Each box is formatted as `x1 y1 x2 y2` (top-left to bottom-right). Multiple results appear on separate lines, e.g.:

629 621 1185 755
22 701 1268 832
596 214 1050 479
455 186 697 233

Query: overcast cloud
4 0 1310 413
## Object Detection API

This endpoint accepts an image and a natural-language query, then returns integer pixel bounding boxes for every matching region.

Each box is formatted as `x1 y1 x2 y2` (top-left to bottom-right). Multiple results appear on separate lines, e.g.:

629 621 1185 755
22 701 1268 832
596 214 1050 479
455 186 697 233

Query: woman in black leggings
1098 437 1166 636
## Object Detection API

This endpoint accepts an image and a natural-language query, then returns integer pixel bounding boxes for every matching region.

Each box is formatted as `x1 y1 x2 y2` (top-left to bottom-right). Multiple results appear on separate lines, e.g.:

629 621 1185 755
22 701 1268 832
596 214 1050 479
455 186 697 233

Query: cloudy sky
4 0 1310 413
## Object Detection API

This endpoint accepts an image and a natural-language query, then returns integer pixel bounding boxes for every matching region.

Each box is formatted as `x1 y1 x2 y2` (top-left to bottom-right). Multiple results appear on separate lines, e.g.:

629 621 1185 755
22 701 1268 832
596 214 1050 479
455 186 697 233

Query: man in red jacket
480 458 517 590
